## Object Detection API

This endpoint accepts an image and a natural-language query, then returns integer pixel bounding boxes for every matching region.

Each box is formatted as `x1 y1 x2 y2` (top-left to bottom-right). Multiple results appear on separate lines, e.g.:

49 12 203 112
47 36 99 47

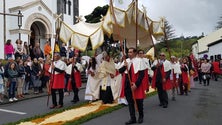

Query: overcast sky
79 0 222 37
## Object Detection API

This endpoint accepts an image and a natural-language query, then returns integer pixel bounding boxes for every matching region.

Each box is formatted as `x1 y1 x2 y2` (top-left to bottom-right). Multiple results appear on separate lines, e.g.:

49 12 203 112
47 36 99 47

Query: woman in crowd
23 41 29 59
7 62 18 102
0 60 5 103
201 59 211 86
14 39 23 60
17 59 26 98
4 39 14 60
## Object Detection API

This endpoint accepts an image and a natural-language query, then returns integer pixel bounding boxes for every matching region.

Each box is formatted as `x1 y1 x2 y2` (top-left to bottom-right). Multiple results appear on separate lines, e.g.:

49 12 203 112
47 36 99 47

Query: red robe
181 64 189 84
50 60 66 89
67 71 82 91
120 73 126 98
130 64 147 99
212 61 221 74
51 73 65 89
170 71 178 88
152 65 172 90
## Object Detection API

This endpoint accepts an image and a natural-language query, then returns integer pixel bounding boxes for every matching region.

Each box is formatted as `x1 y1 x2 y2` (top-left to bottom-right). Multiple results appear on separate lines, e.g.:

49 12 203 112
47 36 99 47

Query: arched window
63 0 67 14
68 0 71 15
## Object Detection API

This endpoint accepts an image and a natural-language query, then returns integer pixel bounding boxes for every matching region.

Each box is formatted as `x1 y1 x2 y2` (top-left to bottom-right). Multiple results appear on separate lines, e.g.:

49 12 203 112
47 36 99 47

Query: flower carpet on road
17 88 155 125
18 101 118 125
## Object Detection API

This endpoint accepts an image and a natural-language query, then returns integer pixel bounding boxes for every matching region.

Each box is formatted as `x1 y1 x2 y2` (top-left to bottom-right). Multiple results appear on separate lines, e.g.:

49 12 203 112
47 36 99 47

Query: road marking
0 108 26 115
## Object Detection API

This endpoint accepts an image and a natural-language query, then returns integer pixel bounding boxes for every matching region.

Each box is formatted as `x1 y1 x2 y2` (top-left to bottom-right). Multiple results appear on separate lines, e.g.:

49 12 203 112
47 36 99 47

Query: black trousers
71 80 79 101
125 88 144 120
51 88 64 106
156 83 168 106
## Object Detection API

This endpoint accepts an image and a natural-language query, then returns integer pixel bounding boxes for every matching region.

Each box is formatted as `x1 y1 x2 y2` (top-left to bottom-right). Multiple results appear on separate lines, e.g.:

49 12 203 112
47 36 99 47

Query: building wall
191 42 198 59
198 28 222 54
208 42 222 61
0 0 78 59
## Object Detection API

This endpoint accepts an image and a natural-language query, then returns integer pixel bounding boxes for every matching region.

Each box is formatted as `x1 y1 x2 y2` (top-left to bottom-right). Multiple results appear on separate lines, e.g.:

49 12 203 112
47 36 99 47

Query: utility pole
3 0 6 44
0 0 23 58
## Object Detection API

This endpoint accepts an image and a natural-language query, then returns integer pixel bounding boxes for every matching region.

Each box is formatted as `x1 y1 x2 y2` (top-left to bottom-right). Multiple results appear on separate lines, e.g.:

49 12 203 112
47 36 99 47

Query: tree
215 15 222 30
84 5 120 56
84 5 109 23
164 19 176 40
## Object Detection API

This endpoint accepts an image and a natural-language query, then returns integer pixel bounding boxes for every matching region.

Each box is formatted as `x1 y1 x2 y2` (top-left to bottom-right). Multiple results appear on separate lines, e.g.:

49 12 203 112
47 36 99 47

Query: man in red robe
212 59 221 81
119 48 146 124
152 52 172 108
69 57 83 103
49 53 67 109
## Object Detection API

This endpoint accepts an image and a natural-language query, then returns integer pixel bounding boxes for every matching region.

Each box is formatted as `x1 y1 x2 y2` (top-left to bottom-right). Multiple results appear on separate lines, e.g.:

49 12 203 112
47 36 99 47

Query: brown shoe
50 105 57 109
56 105 63 108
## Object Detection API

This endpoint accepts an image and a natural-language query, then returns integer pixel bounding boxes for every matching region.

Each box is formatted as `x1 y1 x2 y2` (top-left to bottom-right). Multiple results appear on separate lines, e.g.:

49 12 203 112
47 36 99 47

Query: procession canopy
59 1 164 51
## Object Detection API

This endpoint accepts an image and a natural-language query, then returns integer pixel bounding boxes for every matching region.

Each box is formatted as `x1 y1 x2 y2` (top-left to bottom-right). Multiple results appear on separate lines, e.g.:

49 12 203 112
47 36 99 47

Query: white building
193 28 222 60
0 0 79 59
208 39 222 61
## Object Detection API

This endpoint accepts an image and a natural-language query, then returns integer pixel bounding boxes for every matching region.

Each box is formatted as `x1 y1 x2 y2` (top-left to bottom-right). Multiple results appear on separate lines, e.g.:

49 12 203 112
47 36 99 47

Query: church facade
0 0 79 59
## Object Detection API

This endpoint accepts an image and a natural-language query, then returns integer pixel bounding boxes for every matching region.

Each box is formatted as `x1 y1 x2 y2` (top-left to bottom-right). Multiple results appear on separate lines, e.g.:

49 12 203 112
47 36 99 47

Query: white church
0 0 79 59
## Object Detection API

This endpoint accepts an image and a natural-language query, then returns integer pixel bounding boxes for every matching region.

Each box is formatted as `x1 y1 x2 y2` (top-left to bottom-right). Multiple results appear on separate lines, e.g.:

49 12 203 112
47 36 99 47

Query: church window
63 0 67 14
68 0 71 15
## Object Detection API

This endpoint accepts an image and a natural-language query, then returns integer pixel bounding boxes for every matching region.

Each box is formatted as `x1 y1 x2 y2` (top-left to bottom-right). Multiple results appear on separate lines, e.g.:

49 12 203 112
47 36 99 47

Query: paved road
83 80 222 125
0 80 222 125
0 86 87 125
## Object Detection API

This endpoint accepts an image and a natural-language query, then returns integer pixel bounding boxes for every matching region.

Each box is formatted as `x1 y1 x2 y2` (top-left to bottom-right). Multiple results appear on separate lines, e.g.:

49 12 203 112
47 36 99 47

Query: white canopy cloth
59 1 164 51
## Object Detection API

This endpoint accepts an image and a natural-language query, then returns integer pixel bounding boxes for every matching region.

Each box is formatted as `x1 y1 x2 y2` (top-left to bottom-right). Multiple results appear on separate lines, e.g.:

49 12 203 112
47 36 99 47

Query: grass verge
4 91 157 125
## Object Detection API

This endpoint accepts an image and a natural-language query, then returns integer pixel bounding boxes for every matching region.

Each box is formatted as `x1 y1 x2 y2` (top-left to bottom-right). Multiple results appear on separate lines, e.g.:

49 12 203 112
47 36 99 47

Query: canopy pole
110 0 138 111
135 0 138 49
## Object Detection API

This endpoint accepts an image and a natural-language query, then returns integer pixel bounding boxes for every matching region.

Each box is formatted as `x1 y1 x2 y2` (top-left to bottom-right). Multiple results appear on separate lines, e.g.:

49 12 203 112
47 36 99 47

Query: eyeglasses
159 54 165 56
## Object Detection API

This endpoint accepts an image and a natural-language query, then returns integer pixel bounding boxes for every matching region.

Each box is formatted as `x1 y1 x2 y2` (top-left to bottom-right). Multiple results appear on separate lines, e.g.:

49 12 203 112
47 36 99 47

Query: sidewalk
0 83 87 105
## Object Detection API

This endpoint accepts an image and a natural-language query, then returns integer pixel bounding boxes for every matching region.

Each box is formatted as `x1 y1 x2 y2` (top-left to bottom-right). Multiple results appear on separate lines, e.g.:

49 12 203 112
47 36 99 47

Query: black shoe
172 97 176 101
125 119 136 125
163 104 168 108
71 99 79 103
138 117 143 124
159 103 163 106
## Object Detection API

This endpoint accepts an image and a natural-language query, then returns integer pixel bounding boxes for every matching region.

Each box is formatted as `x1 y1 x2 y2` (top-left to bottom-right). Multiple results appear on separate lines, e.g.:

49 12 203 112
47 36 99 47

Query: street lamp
18 10 22 40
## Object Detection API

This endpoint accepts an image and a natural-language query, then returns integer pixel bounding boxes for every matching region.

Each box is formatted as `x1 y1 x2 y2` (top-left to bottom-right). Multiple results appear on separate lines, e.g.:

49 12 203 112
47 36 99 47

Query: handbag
202 75 206 80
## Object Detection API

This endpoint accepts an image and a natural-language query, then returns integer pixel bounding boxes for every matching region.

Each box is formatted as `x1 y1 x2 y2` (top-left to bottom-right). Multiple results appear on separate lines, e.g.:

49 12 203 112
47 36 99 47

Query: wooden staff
110 0 138 111
47 19 61 106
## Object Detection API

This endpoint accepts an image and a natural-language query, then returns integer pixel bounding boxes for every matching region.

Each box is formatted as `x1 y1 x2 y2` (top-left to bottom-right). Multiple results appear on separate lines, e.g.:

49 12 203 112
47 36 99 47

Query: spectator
17 59 25 98
67 46 74 58
4 39 14 60
33 42 44 59
7 62 18 102
60 43 67 60
23 41 29 60
31 58 42 94
29 44 34 60
0 59 4 103
23 60 31 95
14 39 23 59
44 41 51 58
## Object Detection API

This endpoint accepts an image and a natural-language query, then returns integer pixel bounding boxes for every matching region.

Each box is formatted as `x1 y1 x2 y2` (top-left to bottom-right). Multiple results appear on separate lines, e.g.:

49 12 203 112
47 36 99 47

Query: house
208 39 222 61
192 28 222 60
0 0 79 59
